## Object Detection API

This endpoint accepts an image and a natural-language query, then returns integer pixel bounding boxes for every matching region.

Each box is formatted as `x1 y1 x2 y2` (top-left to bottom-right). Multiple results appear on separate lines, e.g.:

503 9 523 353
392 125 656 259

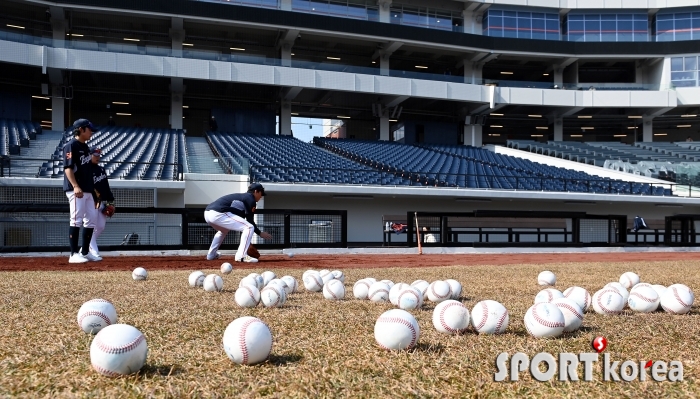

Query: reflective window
656 9 700 41
291 0 376 20
389 4 457 31
199 0 279 8
564 13 648 41
671 56 699 87
483 8 560 40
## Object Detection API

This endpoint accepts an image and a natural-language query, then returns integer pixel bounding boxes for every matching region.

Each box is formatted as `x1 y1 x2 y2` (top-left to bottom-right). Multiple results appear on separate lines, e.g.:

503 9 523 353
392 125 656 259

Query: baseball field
1 252 700 398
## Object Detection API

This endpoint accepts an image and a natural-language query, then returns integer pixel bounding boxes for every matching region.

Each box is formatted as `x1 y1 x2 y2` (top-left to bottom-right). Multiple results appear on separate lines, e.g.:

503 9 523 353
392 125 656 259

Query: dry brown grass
1 260 700 398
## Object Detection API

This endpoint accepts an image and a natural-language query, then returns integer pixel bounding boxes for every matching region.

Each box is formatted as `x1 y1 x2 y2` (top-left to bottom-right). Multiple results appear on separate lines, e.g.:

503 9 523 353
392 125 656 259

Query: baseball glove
247 244 260 259
101 201 116 217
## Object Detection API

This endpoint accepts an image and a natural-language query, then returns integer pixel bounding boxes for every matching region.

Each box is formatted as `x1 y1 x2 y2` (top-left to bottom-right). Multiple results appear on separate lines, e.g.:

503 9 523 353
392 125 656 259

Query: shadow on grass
268 353 303 365
140 364 182 377
411 342 445 354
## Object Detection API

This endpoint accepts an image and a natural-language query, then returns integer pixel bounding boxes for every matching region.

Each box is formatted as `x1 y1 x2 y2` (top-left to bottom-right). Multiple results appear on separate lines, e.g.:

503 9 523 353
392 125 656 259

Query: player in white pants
204 183 272 263
87 148 115 258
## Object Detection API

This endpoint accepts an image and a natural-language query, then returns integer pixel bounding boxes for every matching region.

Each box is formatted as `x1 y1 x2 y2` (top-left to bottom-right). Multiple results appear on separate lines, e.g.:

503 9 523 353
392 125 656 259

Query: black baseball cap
72 118 99 133
91 148 102 157
247 182 266 196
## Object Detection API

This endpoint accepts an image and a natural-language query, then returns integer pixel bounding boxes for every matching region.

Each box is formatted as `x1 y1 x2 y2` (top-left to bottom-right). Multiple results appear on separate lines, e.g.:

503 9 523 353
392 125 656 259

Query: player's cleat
236 255 258 263
207 252 221 261
85 252 102 262
69 253 89 264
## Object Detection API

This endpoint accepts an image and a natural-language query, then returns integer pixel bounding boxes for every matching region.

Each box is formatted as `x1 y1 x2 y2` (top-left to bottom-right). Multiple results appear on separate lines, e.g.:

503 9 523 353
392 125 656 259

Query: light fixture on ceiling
654 133 668 136
488 133 501 136
500 71 513 75
390 119 398 122
112 102 129 105
182 105 189 108
614 134 626 137
578 115 592 119
46 108 52 111
677 125 692 128
337 116 351 119
123 38 140 42
230 47 245 51
69 34 84 37
628 115 642 119
291 113 299 116
32 96 50 100
182 43 194 46
7 24 25 29
528 115 542 118
536 127 548 130
580 127 595 130
116 113 132 116
327 56 341 60
490 125 503 128
627 126 637 129
531 134 543 137
542 73 549 76
682 114 697 117
570 134 583 137
415 66 428 69
41 120 51 124
490 113 504 116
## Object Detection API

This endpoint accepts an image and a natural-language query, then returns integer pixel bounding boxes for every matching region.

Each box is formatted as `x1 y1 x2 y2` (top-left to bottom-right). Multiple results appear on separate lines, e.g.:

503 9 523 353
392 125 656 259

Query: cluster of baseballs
526 270 695 338
353 278 462 310
188 270 225 292
234 271 299 308
76 299 148 376
301 269 347 300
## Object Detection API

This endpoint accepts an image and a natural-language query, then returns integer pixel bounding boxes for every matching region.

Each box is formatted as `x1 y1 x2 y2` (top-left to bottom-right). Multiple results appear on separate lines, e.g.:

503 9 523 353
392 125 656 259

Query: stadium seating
0 118 40 156
317 138 666 195
207 132 411 185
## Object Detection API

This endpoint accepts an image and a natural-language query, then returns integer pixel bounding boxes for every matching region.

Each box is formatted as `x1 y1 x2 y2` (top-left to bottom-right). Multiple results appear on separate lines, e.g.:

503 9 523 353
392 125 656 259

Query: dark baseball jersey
63 138 94 193
92 164 114 202
205 193 261 235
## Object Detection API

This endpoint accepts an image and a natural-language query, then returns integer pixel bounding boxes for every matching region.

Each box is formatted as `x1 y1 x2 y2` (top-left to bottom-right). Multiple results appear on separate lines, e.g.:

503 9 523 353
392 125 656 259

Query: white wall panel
509 87 544 105
274 67 298 86
66 49 116 73
176 58 209 79
0 40 43 66
446 83 482 102
232 63 275 85
163 57 176 76
629 90 674 107
575 91 594 107
603 0 622 7
495 87 510 104
209 61 231 81
592 91 629 107
48 48 67 70
411 80 447 98
374 76 411 96
315 70 355 91
116 53 163 76
675 88 700 105
542 89 575 106
354 74 374 93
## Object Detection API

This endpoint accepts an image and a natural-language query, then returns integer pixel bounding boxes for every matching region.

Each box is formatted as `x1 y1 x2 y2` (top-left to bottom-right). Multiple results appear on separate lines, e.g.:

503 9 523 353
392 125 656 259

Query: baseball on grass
261 285 286 307
223 317 272 365
619 272 640 290
534 288 564 304
132 267 148 281
90 324 148 376
397 286 423 310
432 300 470 334
261 271 276 286
281 276 298 293
427 280 452 303
302 272 323 292
323 279 345 300
470 300 509 334
628 285 660 313
389 283 410 305
220 262 233 275
77 299 118 334
445 279 462 300
353 279 372 299
552 298 584 332
537 271 556 286
374 309 420 350
524 302 565 338
235 285 261 308
287 252 294 258
592 288 625 315
605 282 630 303
188 271 205 288
563 286 591 311
239 276 259 289
660 284 694 314
203 274 224 292
368 282 391 303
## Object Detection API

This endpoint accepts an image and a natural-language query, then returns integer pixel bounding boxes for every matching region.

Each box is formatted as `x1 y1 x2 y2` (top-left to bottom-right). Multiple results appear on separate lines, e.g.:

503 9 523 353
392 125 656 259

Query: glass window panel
504 11 517 17
390 9 401 24
547 13 559 20
532 18 545 31
568 14 584 21
672 79 697 87
517 11 531 18
585 14 601 21
585 20 601 32
347 4 367 19
328 2 347 16
685 56 698 71
532 13 544 19
634 14 648 21
367 7 379 21
292 0 310 10
546 20 560 34
402 10 424 27
518 17 532 30
490 26 504 37
488 16 503 31
671 57 684 71
677 13 692 19
601 14 616 21
693 18 700 40
617 14 633 20
532 30 546 40
309 0 329 13
671 71 697 84
503 17 518 37
656 14 671 21
489 10 503 17
676 18 692 40
568 33 584 42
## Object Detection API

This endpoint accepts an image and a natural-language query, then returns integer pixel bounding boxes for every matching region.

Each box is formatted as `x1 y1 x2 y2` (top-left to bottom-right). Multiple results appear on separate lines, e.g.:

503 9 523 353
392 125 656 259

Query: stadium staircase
186 136 227 174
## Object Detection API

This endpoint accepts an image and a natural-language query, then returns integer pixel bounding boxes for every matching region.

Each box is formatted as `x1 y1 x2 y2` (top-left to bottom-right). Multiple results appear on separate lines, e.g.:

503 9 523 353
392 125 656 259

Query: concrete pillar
464 61 483 84
553 118 563 141
280 42 292 67
553 67 564 88
378 0 392 23
280 0 291 11
279 100 292 136
563 61 578 87
51 86 65 131
642 116 654 142
462 11 482 34
170 18 185 58
170 78 184 130
379 52 390 76
50 7 66 49
379 116 390 140
464 125 482 147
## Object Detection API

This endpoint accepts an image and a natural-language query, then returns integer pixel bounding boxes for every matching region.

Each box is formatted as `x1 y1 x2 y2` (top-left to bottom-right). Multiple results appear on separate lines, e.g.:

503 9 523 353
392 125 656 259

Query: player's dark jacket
92 164 114 203
205 193 261 235
62 138 93 193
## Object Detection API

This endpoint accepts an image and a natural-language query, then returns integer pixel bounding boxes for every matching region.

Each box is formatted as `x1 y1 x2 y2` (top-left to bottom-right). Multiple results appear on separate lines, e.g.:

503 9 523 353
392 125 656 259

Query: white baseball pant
204 210 254 261
88 210 107 255
66 191 96 228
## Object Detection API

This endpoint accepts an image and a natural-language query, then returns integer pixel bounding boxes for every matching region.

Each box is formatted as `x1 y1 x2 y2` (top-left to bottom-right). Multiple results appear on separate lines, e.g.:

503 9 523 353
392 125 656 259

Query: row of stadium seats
0 119 41 156
317 138 669 195
207 132 411 185
38 127 187 180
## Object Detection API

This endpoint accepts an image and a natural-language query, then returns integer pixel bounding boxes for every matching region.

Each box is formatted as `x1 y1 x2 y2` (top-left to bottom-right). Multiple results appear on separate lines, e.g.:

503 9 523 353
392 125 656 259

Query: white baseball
374 309 420 350
77 299 118 334
427 280 452 303
281 276 298 293
331 270 345 283
302 272 323 292
353 279 372 299
619 272 640 290
220 262 233 275
470 300 509 334
247 273 264 290
389 283 410 305
267 279 289 297
323 279 345 300
445 279 462 300
628 286 660 313
605 282 629 304
302 270 316 279
319 269 332 279
411 279 428 287
239 276 259 289
261 271 276 286
364 278 377 285
90 324 148 376
563 286 591 311
203 274 223 292
368 282 391 303
651 284 667 299
537 271 556 286
235 285 261 308
188 271 205 288
379 280 394 289
288 252 294 258
592 288 625 315
552 298 584 332
321 271 335 285
132 267 147 281
412 280 430 300
631 282 653 292
397 286 423 310
432 300 470 334
524 302 565 338
222 317 272 365
261 285 286 307
534 288 564 304
660 284 694 314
